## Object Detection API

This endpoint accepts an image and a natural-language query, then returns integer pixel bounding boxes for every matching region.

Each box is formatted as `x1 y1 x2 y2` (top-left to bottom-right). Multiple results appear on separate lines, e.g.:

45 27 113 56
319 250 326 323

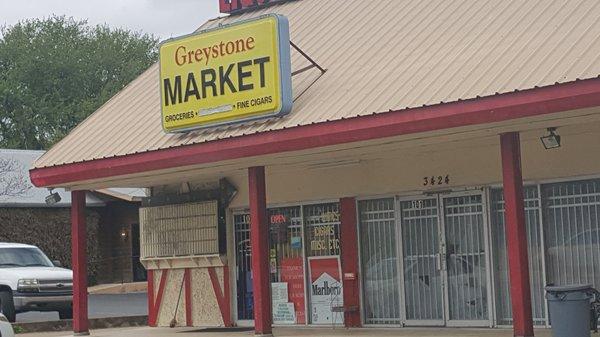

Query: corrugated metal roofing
34 0 600 169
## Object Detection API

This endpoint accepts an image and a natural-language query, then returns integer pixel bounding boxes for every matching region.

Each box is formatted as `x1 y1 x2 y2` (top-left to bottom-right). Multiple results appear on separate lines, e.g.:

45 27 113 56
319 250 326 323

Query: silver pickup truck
0 243 73 322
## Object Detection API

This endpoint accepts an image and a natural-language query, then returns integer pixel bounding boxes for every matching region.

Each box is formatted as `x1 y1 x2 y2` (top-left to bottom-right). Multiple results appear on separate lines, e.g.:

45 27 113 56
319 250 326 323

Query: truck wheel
0 290 16 322
59 307 73 320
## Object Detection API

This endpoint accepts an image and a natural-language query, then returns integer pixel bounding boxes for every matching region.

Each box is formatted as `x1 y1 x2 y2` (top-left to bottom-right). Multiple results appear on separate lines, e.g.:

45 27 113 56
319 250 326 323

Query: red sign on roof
219 0 293 14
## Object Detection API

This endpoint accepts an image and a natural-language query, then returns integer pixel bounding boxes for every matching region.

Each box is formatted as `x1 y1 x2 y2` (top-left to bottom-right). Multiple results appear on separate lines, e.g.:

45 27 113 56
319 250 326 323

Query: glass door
233 213 254 321
399 192 491 327
399 197 445 326
441 193 490 326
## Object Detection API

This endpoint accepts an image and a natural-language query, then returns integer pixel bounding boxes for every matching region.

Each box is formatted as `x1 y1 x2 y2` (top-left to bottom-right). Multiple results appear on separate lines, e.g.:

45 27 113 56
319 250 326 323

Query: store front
229 176 600 329
359 177 600 328
361 191 491 327
234 202 344 326
27 1 600 336
222 127 600 330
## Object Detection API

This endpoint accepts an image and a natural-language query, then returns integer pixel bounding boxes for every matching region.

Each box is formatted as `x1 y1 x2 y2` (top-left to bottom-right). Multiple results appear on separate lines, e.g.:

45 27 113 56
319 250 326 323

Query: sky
0 0 221 40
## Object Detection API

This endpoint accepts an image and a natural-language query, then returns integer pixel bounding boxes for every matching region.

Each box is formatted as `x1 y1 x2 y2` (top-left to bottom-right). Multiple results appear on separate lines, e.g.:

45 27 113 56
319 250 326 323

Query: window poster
281 257 306 323
271 282 296 324
308 256 344 325
271 282 289 303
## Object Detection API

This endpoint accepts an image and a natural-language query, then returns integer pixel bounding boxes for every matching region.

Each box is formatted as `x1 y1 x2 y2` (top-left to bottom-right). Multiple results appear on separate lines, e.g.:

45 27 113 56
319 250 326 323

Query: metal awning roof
1 149 144 206
32 0 600 172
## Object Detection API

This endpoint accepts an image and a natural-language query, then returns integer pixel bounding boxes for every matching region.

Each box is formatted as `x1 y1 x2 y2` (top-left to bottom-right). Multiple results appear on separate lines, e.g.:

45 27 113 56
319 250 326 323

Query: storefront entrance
360 178 600 328
399 192 490 327
360 191 491 327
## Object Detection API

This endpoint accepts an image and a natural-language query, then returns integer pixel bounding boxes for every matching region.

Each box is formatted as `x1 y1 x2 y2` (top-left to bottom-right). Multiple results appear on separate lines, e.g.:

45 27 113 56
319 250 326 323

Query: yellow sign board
159 15 292 132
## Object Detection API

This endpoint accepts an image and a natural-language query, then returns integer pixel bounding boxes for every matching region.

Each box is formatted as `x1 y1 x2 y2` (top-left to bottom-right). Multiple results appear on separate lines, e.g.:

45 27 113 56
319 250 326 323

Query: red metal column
184 269 193 327
71 190 89 335
147 269 156 327
500 132 534 337
248 166 272 336
339 197 361 327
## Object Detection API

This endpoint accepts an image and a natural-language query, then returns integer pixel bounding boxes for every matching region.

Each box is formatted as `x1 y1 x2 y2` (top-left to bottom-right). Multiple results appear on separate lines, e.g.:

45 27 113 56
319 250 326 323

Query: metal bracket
290 41 326 76
290 41 327 102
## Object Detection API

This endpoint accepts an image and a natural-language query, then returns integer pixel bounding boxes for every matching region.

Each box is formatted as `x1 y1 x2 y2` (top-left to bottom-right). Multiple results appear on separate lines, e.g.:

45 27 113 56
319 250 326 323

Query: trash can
546 284 594 337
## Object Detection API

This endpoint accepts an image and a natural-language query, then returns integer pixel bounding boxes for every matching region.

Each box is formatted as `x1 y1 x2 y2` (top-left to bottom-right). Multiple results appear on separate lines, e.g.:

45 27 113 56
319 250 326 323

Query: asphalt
16 292 147 323
19 326 554 337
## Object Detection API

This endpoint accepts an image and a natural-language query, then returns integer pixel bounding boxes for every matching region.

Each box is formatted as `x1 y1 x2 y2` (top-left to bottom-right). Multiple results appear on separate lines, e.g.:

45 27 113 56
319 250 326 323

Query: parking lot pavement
19 326 554 337
16 292 147 323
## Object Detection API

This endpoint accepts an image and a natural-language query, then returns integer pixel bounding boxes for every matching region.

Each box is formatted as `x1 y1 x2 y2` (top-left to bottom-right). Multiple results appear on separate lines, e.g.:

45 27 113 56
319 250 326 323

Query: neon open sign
219 0 295 14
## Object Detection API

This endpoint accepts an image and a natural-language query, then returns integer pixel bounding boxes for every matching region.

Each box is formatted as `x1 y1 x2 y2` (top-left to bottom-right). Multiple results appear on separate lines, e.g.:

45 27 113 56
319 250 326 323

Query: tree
0 16 159 150
0 158 30 198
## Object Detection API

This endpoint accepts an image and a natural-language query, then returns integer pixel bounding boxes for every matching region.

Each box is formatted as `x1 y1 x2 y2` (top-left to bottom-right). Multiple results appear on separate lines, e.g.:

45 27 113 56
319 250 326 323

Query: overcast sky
0 0 221 40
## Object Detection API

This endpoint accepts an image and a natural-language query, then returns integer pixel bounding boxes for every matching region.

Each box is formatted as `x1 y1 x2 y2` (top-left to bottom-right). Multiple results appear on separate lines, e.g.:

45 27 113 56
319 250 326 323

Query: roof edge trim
30 78 600 188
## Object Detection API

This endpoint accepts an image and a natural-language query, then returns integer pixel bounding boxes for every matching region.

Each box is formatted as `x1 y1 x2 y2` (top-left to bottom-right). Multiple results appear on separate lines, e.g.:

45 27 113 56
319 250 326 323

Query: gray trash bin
546 284 594 337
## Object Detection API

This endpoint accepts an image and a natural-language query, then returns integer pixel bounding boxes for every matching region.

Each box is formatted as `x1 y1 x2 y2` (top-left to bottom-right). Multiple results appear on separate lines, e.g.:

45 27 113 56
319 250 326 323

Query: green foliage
0 16 158 149
0 207 101 284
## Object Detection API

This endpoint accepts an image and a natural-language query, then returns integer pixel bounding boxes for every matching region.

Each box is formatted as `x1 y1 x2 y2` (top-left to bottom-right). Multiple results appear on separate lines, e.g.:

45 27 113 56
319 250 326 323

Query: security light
541 128 561 150
45 189 61 205
120 228 128 239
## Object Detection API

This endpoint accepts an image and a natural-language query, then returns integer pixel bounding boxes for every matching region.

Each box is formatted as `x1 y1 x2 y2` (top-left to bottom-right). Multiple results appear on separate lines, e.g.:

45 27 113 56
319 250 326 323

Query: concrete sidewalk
20 326 553 337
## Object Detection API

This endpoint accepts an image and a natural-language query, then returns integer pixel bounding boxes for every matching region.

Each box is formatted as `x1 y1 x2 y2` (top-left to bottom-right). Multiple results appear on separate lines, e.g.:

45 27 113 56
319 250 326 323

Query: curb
12 315 148 334
88 282 148 295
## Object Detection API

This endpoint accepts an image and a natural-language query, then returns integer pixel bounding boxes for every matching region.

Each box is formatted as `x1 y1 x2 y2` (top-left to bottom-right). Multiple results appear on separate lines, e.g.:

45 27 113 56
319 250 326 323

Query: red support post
500 132 534 337
248 166 272 336
71 190 89 335
339 197 361 327
223 265 232 327
184 269 193 327
147 269 155 327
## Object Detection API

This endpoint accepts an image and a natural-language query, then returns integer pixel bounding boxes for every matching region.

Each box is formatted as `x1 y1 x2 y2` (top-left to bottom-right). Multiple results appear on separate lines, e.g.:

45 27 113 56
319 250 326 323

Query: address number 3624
423 175 450 186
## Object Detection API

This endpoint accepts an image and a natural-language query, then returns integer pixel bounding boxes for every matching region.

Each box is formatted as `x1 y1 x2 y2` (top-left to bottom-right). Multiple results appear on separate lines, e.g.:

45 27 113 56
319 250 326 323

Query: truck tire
58 307 73 320
0 290 16 323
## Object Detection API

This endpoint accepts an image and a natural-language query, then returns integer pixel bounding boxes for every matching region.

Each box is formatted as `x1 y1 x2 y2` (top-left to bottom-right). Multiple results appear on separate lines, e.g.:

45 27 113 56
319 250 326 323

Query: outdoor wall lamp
541 127 561 150
45 188 61 205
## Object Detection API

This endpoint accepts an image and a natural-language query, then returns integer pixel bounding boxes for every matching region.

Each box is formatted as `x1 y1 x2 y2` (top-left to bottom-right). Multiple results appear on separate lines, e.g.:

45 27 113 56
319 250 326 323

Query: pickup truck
0 243 73 322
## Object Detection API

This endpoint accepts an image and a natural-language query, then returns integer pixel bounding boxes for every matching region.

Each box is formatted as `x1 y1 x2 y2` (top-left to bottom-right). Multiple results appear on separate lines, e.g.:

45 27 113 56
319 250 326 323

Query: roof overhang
92 189 143 203
29 77 600 189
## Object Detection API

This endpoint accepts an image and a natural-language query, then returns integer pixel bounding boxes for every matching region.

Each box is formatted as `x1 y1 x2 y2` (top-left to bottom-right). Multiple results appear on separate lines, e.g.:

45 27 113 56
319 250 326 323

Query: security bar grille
491 187 546 326
358 198 401 324
442 194 488 322
400 198 444 322
542 179 600 288
234 213 253 320
269 206 303 282
304 203 341 257
232 202 341 324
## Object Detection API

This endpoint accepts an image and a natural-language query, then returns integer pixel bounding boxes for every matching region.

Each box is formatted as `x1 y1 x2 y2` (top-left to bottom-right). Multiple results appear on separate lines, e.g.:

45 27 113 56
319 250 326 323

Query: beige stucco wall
155 269 186 327
226 123 600 208
191 268 225 326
